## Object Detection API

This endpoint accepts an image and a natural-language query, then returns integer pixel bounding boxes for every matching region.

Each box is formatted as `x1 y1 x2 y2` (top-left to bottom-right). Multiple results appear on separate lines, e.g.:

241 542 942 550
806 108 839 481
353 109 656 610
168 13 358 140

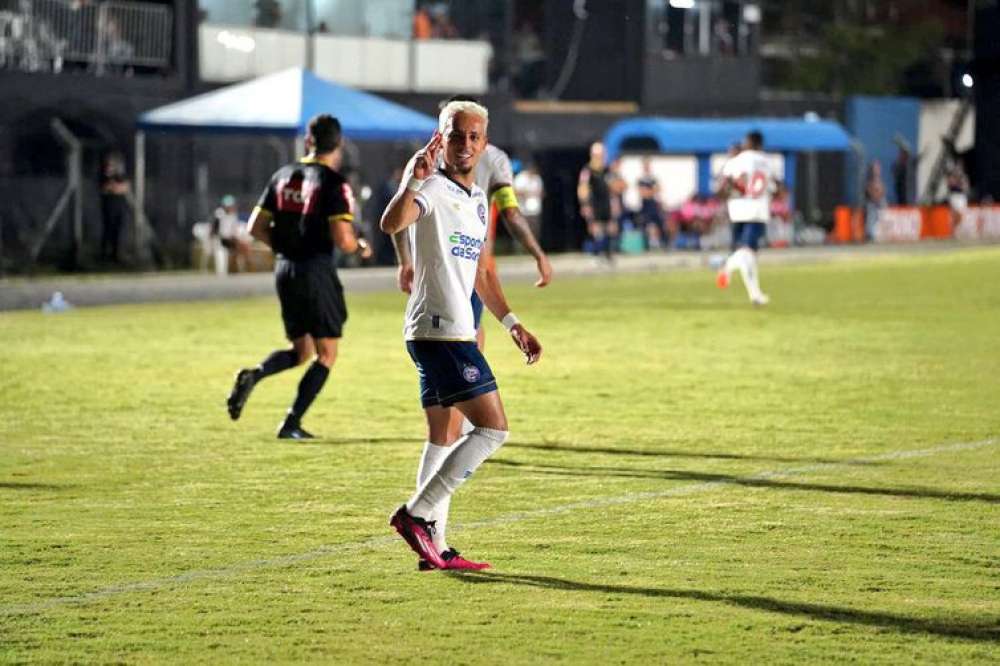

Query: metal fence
0 0 172 73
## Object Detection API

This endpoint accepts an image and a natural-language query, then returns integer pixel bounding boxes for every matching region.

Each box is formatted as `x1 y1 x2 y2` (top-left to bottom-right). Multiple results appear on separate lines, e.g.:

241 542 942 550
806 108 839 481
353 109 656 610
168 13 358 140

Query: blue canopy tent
603 117 854 206
131 68 438 255
136 67 438 139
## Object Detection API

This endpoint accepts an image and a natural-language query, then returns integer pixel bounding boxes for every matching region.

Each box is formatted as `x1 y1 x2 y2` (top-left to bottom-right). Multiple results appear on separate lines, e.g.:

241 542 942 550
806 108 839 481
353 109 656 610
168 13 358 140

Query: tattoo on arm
502 207 544 259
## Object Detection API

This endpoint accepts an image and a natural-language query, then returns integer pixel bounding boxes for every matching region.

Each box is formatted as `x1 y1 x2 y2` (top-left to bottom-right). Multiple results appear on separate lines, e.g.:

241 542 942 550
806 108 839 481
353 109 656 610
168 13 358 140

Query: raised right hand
412 132 442 181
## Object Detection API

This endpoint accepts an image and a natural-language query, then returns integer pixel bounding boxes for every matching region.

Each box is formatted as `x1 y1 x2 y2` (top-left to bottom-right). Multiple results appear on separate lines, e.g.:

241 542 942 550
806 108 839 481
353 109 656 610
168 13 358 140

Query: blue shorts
471 291 484 329
731 222 767 251
405 340 497 408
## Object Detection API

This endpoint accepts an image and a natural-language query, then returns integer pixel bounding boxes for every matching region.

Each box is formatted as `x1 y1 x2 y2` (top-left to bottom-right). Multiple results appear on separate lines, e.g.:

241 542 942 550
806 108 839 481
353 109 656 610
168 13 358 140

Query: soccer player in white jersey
391 97 553 463
380 100 543 571
716 130 781 306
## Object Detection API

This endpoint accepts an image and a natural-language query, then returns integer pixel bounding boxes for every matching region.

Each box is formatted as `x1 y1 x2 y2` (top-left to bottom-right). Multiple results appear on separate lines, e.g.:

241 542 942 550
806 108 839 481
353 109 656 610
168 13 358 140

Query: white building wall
917 100 975 203
199 24 490 94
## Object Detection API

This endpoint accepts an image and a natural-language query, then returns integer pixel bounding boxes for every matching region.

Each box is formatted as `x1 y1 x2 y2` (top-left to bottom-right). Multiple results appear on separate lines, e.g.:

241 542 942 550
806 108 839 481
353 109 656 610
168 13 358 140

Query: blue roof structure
604 117 853 158
137 68 437 141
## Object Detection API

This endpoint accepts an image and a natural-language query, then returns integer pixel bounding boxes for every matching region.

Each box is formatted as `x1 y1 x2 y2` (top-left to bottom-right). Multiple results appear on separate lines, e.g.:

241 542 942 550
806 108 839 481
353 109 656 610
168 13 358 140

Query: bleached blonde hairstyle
438 100 489 133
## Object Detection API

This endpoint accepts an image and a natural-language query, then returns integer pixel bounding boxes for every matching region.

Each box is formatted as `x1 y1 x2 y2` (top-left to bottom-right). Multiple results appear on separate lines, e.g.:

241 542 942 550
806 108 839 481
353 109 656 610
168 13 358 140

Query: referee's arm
329 214 371 257
247 207 273 248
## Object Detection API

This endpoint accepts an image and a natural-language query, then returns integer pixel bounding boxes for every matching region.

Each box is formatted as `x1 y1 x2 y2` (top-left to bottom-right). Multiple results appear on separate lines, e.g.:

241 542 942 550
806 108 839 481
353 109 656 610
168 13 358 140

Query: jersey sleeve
721 157 738 180
486 146 514 190
412 178 435 219
255 175 277 216
326 179 354 223
395 155 419 197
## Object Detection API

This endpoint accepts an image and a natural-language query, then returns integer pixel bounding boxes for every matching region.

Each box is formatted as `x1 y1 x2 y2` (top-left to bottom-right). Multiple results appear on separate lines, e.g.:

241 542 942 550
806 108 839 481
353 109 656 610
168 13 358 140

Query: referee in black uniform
227 114 372 439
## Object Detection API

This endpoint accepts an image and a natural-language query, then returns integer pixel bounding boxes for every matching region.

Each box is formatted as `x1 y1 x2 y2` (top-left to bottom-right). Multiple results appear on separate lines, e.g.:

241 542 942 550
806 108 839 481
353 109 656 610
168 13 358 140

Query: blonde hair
438 100 489 133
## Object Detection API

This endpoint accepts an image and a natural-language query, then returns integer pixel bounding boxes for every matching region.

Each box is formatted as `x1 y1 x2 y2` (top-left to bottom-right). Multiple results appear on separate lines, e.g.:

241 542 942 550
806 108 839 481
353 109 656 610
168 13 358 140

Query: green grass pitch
2 247 999 663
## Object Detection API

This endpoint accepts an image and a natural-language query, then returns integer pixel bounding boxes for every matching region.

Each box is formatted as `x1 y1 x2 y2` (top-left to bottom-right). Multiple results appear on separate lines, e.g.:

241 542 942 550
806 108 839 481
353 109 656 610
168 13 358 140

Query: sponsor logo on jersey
462 364 481 383
276 175 320 214
448 230 483 261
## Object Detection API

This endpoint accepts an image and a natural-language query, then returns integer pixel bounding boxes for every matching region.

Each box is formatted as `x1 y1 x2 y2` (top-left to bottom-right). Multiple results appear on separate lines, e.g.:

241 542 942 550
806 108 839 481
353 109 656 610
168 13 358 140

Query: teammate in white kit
380 100 543 571
716 130 781 306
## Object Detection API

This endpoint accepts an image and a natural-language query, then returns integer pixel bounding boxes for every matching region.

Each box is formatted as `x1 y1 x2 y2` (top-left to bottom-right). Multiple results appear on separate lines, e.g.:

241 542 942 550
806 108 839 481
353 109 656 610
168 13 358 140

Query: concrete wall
198 24 491 94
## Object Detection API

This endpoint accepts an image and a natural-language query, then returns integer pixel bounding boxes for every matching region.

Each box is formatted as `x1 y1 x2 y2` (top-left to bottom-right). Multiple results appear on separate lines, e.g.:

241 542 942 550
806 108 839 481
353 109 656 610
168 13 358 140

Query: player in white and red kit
716 130 781 306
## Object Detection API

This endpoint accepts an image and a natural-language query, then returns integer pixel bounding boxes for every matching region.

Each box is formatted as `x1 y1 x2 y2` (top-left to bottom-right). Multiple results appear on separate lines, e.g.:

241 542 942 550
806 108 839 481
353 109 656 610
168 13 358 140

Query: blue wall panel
844 96 920 205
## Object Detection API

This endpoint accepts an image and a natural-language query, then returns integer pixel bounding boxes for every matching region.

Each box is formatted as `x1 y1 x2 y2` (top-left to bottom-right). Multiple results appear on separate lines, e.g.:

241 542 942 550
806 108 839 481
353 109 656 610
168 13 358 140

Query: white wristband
405 176 425 192
501 312 520 332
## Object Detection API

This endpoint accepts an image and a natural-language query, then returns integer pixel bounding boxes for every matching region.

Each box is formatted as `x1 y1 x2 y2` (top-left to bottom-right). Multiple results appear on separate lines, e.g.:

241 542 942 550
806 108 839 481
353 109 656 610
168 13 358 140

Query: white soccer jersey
722 150 777 223
475 144 514 195
403 172 490 341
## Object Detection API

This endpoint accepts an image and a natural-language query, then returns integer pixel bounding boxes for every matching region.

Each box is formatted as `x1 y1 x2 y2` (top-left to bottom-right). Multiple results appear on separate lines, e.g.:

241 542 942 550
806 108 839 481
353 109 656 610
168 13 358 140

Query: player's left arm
492 185 553 287
247 207 272 247
474 260 542 365
248 179 276 247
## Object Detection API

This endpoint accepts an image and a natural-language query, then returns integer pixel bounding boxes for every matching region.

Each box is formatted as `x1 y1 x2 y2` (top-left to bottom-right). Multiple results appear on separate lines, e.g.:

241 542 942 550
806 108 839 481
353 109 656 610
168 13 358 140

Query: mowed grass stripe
3 436 993 617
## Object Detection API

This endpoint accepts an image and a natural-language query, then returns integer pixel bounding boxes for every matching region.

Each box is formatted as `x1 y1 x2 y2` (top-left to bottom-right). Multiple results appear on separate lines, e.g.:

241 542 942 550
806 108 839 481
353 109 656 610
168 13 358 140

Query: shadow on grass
449 571 1000 642
486 459 1000 504
506 441 880 466
292 436 422 446
0 482 73 491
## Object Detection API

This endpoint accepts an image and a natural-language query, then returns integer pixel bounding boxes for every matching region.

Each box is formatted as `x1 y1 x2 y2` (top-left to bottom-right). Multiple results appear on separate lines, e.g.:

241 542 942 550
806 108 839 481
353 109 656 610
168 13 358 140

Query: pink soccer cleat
418 548 491 572
716 271 730 289
390 506 446 570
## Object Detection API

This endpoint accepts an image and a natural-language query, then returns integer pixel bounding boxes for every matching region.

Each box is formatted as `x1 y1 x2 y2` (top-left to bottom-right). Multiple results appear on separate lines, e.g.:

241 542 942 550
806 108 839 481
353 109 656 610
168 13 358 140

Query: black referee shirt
254 158 355 261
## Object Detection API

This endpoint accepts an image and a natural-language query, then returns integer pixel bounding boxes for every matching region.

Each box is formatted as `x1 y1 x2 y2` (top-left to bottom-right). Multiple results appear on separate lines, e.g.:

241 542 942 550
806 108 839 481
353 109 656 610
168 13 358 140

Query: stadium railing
0 0 171 73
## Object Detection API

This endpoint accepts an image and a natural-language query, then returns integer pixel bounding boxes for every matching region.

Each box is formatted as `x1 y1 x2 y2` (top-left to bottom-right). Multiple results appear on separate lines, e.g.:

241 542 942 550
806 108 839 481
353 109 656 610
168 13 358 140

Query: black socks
288 361 330 423
255 349 298 381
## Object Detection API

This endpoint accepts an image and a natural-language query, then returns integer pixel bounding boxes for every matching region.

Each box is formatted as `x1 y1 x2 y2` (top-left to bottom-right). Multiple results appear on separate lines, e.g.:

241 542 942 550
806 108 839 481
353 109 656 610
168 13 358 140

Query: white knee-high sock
461 416 475 436
416 441 452 551
407 427 509 520
729 248 763 301
743 249 764 301
723 250 742 278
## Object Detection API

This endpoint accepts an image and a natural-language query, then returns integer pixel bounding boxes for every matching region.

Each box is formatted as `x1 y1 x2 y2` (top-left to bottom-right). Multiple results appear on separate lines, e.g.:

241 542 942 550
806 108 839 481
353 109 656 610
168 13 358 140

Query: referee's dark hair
307 114 342 153
746 130 764 150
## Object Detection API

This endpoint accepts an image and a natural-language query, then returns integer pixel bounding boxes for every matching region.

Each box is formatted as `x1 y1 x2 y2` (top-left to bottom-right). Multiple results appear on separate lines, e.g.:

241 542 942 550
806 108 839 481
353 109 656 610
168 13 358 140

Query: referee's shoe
277 416 315 440
227 369 257 420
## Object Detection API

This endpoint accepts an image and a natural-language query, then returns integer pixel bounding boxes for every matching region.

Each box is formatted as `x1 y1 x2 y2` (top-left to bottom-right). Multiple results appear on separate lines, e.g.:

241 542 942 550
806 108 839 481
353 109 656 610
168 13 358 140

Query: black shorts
275 256 347 340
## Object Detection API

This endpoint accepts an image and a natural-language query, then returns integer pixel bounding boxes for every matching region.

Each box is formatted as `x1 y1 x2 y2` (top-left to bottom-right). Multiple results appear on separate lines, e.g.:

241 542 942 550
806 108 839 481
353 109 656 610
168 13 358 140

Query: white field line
2 437 995 616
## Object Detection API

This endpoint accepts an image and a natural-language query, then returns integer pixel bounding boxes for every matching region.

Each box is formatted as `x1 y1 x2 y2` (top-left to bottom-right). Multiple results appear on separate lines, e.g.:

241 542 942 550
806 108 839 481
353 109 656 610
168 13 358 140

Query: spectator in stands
713 18 735 55
413 4 432 39
254 0 282 28
946 161 969 228
671 193 716 250
99 152 130 265
212 195 252 273
864 159 886 241
892 143 913 205
429 3 458 39
636 158 666 250
95 16 134 76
